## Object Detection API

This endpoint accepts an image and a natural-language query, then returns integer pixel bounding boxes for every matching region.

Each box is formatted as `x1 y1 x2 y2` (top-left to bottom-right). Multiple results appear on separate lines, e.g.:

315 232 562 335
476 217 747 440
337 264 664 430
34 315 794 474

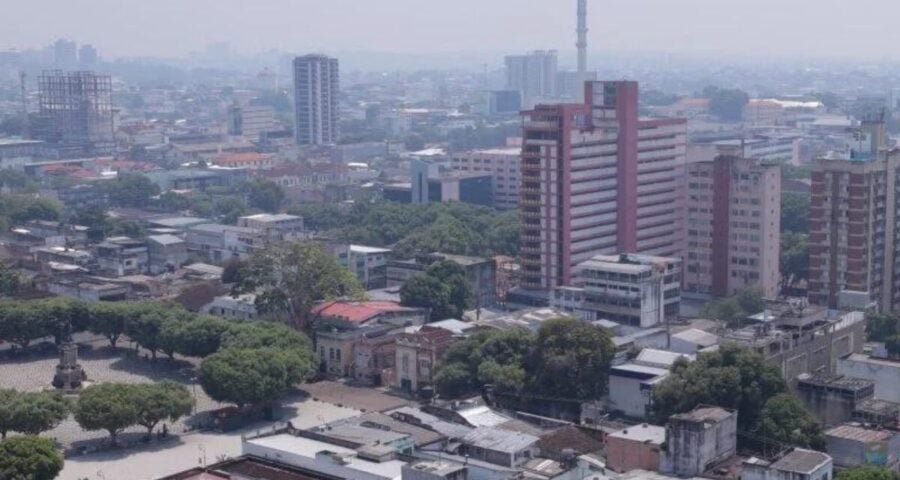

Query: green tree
0 435 64 480
702 86 750 122
100 173 160 208
8 391 70 437
172 315 231 358
836 466 900 480
199 347 313 409
74 383 140 445
756 393 825 450
735 288 765 315
434 363 472 398
400 275 452 321
885 335 900 358
781 233 809 289
782 193 810 234
868 313 899 342
0 302 53 351
244 178 285 213
88 301 130 348
650 344 788 435
529 318 616 400
221 321 312 351
236 242 364 326
133 382 193 438
435 328 534 397
0 390 15 439
0 261 21 297
477 360 526 393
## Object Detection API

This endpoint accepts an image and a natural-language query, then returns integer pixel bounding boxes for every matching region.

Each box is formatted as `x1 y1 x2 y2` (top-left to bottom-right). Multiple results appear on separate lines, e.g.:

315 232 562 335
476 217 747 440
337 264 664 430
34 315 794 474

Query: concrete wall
606 436 660 473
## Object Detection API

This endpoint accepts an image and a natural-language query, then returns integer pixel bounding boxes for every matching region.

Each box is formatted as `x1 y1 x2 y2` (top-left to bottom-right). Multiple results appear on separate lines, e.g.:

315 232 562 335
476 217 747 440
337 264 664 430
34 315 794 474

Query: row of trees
73 382 192 444
650 344 824 450
0 297 223 357
287 201 520 259
434 318 616 401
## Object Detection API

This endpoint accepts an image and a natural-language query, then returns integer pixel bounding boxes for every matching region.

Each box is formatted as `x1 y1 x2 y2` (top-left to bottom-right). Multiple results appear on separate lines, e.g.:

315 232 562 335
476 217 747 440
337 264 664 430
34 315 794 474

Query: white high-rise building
293 54 339 145
505 50 558 108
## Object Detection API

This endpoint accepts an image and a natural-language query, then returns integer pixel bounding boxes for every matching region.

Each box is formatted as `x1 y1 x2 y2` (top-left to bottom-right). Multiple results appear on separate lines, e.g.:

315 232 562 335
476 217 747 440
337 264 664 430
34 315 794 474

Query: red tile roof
311 300 413 324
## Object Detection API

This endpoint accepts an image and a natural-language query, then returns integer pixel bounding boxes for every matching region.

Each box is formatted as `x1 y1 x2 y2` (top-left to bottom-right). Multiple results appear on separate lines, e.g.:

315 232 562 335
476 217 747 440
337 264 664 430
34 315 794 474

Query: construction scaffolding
34 70 114 156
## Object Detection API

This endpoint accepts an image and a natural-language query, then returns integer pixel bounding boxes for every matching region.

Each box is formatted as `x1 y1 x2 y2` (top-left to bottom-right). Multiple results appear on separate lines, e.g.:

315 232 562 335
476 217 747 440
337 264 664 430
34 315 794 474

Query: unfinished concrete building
34 70 114 156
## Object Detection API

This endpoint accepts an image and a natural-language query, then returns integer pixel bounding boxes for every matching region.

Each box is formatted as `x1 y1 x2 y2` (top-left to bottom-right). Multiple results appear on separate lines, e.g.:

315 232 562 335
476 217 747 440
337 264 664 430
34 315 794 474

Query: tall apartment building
519 81 687 291
293 54 339 145
505 51 558 108
34 70 114 156
683 155 782 298
450 147 521 209
808 120 900 312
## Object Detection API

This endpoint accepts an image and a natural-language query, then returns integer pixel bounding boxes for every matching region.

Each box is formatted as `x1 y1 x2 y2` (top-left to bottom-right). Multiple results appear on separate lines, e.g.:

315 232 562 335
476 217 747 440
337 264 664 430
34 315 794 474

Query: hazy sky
3 0 899 61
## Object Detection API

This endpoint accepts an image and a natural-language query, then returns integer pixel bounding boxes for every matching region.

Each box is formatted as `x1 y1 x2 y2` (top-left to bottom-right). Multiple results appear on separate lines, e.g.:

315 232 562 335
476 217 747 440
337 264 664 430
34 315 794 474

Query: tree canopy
782 192 810 235
287 201 519 259
701 86 750 122
650 344 822 449
0 390 70 440
434 318 615 401
781 233 809 290
74 383 141 445
836 466 900 480
234 241 364 325
701 288 765 327
199 346 313 409
401 260 473 321
0 435 64 480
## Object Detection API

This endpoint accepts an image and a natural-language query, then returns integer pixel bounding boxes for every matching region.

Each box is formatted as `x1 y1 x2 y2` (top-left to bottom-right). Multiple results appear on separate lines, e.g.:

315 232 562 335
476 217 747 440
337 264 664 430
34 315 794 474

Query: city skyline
3 0 900 62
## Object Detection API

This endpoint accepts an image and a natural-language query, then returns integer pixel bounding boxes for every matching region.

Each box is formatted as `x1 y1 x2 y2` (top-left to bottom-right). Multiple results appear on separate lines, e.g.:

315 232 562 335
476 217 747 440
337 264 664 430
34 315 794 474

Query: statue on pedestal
52 319 85 391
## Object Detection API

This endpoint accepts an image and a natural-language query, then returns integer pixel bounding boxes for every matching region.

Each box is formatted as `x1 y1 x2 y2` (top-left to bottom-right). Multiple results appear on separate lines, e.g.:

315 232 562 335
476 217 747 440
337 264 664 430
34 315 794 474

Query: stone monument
52 320 84 391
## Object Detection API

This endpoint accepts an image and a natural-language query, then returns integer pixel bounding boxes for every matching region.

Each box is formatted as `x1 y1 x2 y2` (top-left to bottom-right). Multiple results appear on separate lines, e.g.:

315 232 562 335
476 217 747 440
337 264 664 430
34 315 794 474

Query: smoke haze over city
3 0 900 61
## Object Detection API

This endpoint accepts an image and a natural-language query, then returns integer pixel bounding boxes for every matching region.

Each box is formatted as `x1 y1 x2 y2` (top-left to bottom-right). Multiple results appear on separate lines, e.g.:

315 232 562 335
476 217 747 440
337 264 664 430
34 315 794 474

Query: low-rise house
852 398 900 427
661 406 737 477
340 245 392 290
238 213 305 241
242 432 407 480
838 354 900 403
33 246 93 269
186 223 265 264
605 424 666 473
95 236 149 277
607 363 671 418
459 427 540 468
202 293 259 320
212 152 277 170
742 448 833 480
797 374 875 427
825 424 900 470
311 300 428 378
723 306 866 381
146 234 188 274
395 326 456 396
669 328 719 355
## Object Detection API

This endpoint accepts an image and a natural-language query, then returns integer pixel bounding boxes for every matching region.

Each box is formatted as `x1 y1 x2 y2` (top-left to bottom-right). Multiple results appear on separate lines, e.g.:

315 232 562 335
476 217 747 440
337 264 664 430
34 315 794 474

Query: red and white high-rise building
519 81 687 291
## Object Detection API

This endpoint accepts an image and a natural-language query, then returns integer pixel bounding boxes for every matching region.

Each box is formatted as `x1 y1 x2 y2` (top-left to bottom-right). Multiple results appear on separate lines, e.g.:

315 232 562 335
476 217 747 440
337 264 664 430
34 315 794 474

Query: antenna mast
19 71 29 139
577 0 588 76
